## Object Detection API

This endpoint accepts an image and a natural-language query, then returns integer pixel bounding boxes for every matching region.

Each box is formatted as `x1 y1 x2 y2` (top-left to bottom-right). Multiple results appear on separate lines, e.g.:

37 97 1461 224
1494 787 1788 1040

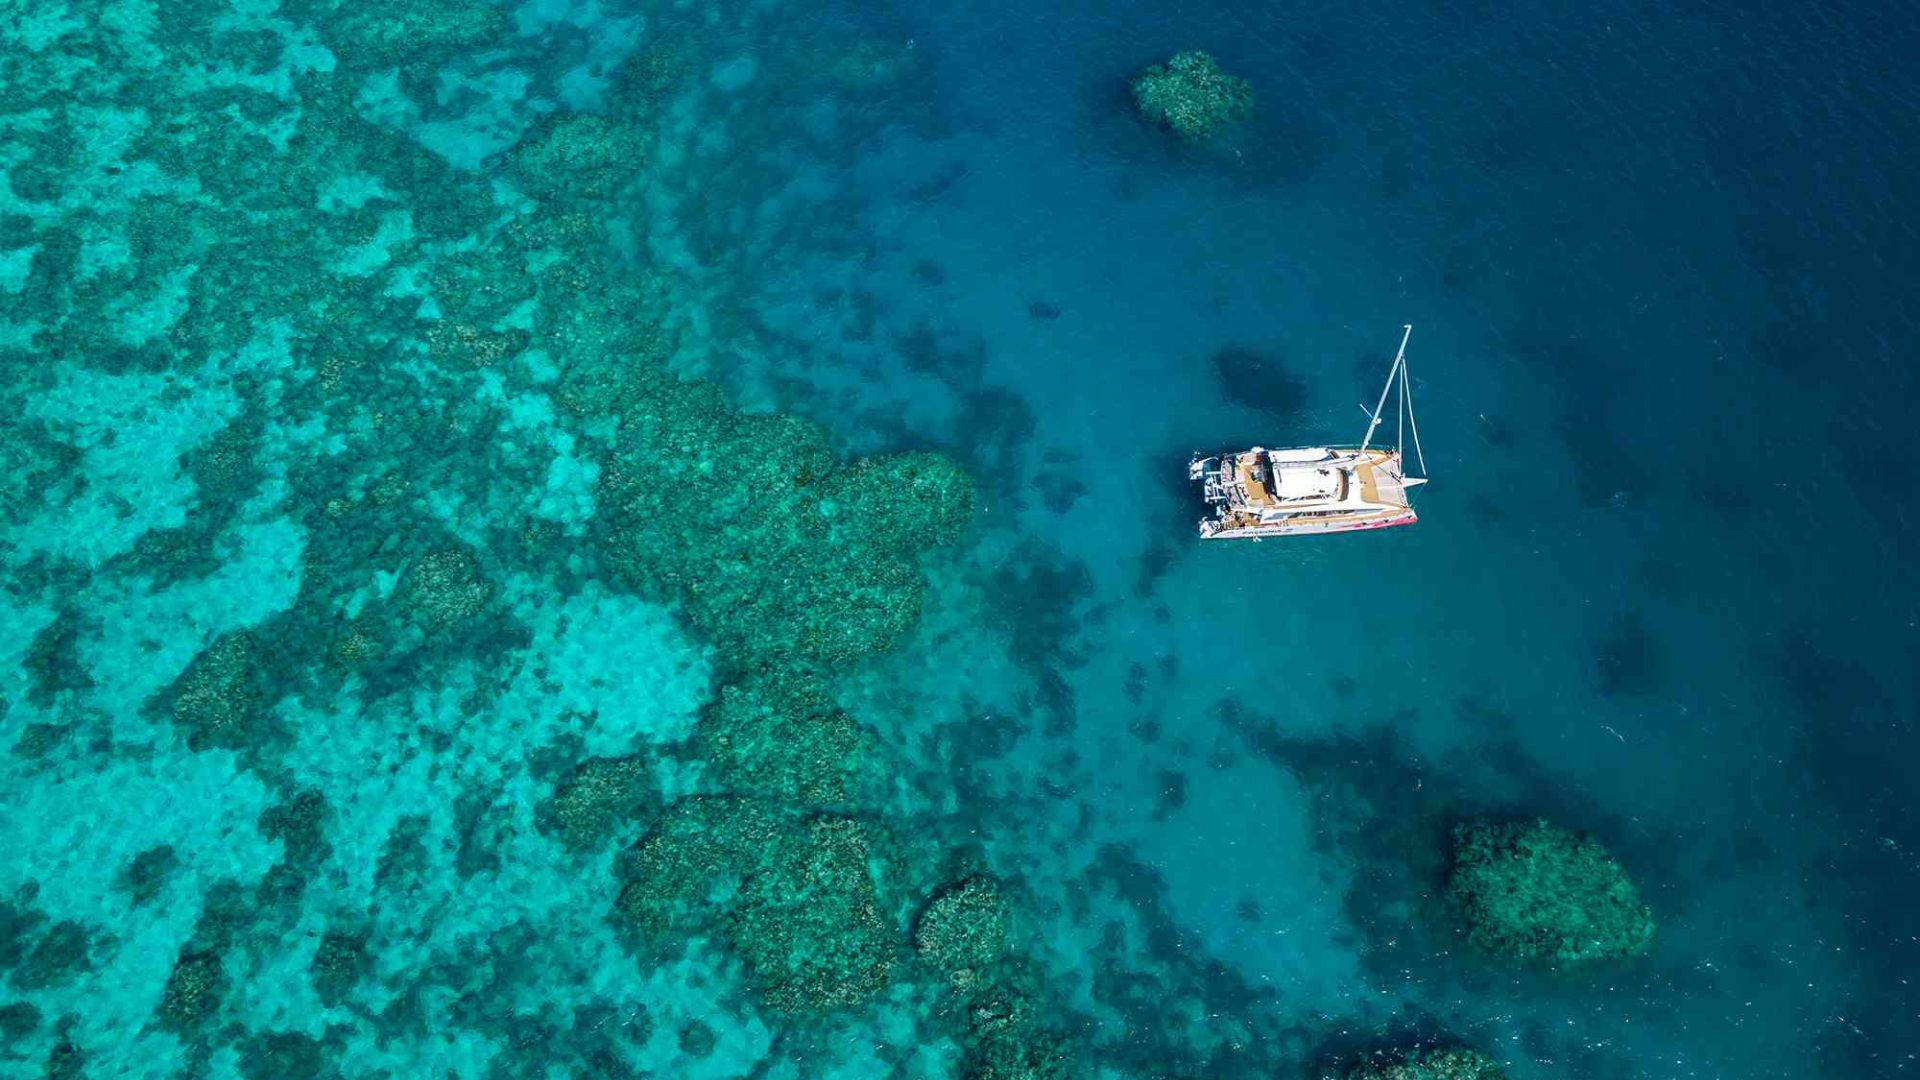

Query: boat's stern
1189 454 1229 537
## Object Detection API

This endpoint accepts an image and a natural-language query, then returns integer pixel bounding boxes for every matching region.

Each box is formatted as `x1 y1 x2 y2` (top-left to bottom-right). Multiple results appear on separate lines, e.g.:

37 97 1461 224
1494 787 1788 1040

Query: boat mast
1360 324 1414 454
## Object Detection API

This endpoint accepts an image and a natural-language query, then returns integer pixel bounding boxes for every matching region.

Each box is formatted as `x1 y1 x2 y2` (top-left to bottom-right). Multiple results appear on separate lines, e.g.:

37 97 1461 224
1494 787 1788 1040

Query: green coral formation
184 416 266 506
514 115 651 203
22 609 93 706
1330 1046 1509 1080
594 342 979 1019
1131 51 1254 143
309 928 369 1008
0 896 45 982
257 790 336 909
540 756 657 852
238 1031 330 1079
600 385 975 674
614 798 897 1012
168 633 274 753
0 1001 40 1042
727 816 896 1011
900 872 1072 1079
392 549 496 632
282 0 507 71
117 847 180 908
10 724 71 761
690 679 884 806
1448 819 1655 964
155 950 227 1033
43 1017 84 1080
962 991 1072 1080
593 368 978 1015
12 922 93 992
259 791 334 870
677 1019 717 1057
615 797 780 939
914 875 1010 992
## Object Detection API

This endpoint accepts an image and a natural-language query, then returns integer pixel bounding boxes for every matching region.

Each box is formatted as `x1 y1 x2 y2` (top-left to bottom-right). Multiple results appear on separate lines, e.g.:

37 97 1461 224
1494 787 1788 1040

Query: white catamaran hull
1190 325 1428 540
1189 447 1419 539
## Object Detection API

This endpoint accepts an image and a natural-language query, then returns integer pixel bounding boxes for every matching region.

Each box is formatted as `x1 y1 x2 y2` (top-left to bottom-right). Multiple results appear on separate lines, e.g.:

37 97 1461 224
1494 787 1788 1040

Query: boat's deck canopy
1201 446 1411 515
1273 464 1343 503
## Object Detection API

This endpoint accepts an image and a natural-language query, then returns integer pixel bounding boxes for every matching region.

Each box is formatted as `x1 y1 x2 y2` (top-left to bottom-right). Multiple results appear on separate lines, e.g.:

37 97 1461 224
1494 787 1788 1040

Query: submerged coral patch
725 816 898 1012
1131 51 1253 143
514 114 652 203
155 950 227 1033
165 631 276 753
392 548 496 630
613 798 901 1013
913 875 1010 992
540 755 658 852
1449 819 1655 964
600 376 977 674
690 679 884 806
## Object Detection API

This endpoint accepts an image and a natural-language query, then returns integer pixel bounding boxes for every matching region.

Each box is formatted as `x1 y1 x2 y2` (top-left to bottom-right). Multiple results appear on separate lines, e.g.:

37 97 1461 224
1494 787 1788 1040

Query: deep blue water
2 0 1916 1076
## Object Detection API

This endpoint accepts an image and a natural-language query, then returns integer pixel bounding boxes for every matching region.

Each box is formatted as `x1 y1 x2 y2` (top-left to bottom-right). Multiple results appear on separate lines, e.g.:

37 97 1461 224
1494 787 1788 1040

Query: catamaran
1189 325 1428 539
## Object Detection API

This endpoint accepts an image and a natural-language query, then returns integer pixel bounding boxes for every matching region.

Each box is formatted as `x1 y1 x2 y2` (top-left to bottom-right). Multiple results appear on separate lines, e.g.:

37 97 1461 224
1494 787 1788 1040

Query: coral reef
596 387 976 1013
116 847 179 909
690 679 884 805
10 724 71 762
540 755 658 852
22 609 94 706
393 549 497 631
599 381 976 676
1329 1046 1509 1080
43 1017 85 1079
613 796 788 938
614 798 899 1013
898 871 1075 1079
155 951 227 1033
962 991 1072 1080
514 115 652 203
678 1018 717 1057
726 816 897 1011
308 928 369 1008
166 633 275 753
284 0 508 71
1449 819 1655 963
914 875 1010 991
1131 51 1253 142
0 1001 39 1041
12 921 95 992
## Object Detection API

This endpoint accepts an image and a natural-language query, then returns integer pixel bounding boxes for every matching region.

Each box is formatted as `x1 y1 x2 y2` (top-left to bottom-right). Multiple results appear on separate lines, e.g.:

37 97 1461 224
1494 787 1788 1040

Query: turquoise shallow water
3 0 1917 1077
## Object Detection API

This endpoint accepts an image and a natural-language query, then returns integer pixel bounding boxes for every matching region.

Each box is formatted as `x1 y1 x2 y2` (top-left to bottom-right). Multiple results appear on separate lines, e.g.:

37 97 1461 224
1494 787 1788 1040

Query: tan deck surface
1233 456 1276 507
1356 461 1381 504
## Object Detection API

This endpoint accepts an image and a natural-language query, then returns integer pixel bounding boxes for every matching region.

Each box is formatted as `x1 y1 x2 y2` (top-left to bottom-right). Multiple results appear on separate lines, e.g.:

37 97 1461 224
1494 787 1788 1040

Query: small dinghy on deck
1189 325 1429 539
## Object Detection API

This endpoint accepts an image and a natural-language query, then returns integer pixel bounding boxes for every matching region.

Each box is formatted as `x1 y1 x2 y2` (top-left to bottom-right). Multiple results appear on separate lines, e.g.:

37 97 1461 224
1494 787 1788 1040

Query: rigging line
1396 349 1406 453
1402 350 1428 477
